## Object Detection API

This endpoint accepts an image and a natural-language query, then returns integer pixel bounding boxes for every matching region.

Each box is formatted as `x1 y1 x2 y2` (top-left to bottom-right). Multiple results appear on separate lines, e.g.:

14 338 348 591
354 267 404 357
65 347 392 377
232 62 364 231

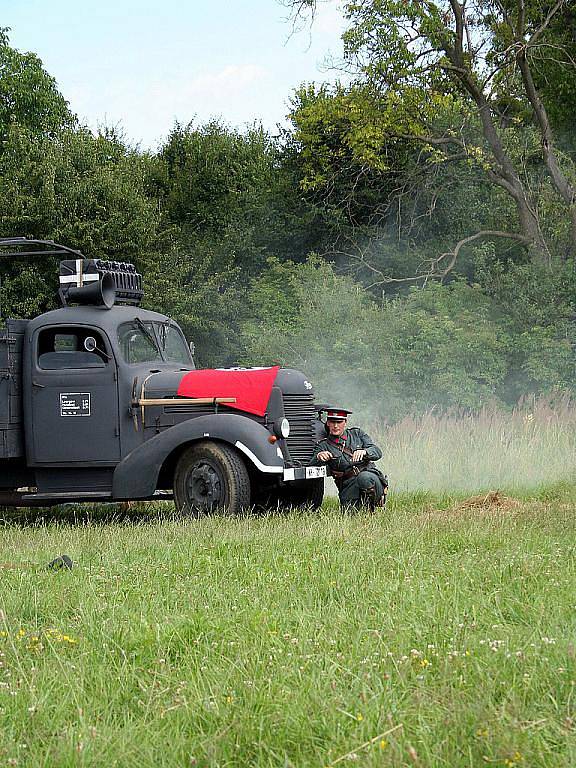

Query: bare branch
433 230 532 278
463 6 474 58
326 231 532 290
395 133 466 150
493 0 512 28
528 0 566 47
529 42 576 69
280 0 317 45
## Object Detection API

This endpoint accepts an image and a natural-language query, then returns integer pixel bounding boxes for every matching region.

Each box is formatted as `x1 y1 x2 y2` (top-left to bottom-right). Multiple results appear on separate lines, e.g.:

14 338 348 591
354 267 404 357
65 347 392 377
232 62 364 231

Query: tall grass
372 395 576 492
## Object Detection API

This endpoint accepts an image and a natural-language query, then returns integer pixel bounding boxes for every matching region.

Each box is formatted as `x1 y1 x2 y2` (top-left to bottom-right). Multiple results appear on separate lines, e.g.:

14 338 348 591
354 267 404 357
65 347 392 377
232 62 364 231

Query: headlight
274 417 290 439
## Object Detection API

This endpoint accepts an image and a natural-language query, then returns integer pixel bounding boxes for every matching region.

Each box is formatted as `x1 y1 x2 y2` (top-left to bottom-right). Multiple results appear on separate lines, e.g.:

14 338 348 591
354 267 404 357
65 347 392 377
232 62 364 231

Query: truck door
29 326 120 464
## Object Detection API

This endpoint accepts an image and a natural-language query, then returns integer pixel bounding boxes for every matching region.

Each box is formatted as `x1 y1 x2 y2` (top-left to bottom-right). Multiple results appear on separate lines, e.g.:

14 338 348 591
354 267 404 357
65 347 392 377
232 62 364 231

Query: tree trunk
488 167 549 261
441 11 551 264
516 195 550 264
516 48 576 258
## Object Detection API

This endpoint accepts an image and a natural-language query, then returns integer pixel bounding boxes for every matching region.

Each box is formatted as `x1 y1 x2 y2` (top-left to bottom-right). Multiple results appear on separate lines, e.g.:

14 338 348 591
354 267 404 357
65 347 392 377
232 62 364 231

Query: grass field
1 483 576 767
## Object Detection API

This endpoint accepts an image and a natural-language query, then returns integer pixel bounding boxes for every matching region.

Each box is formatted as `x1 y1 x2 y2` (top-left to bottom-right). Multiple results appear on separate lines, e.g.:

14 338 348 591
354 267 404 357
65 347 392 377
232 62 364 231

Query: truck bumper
283 466 326 482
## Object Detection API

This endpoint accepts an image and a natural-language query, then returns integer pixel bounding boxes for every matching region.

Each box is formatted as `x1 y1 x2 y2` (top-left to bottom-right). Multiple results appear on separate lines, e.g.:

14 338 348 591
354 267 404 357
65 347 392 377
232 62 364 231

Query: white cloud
73 64 278 149
46 11 346 149
152 64 275 135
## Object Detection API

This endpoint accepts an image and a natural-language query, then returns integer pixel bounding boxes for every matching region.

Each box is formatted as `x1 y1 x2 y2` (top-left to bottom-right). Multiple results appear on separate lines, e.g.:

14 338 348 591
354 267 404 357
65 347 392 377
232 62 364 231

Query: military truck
0 238 326 513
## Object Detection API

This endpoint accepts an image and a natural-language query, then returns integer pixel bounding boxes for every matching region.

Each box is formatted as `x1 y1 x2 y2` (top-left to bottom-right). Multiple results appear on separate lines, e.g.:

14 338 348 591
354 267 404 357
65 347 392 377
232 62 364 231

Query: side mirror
189 341 195 356
83 336 111 361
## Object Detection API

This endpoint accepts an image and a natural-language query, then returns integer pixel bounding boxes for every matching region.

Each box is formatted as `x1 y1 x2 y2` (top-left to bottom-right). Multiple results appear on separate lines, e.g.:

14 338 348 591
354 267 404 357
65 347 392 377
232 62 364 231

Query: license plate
306 466 326 479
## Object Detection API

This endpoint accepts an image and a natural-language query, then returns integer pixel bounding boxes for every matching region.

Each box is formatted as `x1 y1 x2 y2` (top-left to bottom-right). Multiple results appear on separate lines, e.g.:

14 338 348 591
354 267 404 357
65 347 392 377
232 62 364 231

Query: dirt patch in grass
421 490 523 520
451 490 522 514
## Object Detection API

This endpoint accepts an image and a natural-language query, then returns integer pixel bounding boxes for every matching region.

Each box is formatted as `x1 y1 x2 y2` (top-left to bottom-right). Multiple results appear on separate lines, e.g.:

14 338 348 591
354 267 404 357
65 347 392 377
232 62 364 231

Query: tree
528 4 576 145
288 0 576 273
476 256 576 397
152 121 279 277
0 28 75 143
0 125 160 317
241 257 527 420
288 82 516 285
142 243 249 368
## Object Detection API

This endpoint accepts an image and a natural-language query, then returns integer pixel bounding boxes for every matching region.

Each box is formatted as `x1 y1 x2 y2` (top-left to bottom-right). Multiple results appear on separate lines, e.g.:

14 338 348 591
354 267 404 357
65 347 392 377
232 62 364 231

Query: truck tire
173 442 251 516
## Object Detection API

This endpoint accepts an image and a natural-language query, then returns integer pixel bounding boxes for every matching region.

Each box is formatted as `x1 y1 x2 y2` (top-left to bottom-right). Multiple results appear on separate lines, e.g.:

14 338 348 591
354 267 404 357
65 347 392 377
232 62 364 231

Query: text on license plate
306 466 326 479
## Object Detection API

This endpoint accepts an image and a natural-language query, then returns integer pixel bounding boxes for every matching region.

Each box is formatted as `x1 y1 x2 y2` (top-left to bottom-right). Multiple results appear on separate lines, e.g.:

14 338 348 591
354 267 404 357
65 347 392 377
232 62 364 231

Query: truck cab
24 305 192 466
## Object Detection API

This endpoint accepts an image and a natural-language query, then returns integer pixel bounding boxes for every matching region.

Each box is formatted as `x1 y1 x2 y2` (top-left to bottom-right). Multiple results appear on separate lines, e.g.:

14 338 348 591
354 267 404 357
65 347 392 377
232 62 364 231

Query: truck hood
142 366 286 417
141 366 315 417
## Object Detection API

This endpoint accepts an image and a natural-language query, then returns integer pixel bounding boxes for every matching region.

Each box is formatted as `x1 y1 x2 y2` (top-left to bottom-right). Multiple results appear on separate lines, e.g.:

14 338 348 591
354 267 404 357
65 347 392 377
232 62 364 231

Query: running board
0 489 173 507
21 491 113 501
0 490 112 507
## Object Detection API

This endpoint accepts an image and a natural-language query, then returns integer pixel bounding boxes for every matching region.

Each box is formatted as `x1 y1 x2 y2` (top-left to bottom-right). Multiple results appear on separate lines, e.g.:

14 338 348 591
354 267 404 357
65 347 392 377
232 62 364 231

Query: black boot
362 486 377 513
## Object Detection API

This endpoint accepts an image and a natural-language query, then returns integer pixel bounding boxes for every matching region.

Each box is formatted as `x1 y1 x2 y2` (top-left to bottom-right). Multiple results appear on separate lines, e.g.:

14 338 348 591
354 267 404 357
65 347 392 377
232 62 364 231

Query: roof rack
0 237 143 309
0 237 86 259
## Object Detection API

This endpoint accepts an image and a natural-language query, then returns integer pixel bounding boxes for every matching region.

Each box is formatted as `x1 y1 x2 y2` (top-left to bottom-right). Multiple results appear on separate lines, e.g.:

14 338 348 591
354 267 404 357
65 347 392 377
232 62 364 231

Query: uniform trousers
337 470 385 509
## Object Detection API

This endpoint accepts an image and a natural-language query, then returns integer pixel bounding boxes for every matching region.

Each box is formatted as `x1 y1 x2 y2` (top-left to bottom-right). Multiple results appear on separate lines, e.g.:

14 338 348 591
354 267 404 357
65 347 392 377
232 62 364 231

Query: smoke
369 395 576 493
314 381 576 495
241 257 575 495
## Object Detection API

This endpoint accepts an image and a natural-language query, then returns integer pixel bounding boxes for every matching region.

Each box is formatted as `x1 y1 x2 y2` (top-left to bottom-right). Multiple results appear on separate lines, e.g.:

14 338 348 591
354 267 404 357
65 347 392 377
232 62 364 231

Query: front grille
282 393 316 465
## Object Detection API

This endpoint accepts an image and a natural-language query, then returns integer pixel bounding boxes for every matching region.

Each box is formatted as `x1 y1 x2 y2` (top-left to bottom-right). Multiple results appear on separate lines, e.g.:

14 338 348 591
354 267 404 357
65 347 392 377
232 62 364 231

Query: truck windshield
155 322 192 365
118 321 192 365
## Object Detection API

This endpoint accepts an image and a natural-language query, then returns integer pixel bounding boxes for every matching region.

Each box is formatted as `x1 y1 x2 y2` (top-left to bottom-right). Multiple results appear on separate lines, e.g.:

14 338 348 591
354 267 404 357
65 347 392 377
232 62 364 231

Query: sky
4 0 347 150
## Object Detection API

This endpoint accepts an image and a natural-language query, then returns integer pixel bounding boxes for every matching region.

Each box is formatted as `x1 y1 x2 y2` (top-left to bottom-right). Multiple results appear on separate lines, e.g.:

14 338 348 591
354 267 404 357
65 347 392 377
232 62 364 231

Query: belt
332 466 361 482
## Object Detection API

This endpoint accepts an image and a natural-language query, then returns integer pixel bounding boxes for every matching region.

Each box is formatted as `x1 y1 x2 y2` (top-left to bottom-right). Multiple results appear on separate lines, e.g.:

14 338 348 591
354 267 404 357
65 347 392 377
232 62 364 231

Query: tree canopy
288 0 576 275
0 28 75 143
0 25 573 419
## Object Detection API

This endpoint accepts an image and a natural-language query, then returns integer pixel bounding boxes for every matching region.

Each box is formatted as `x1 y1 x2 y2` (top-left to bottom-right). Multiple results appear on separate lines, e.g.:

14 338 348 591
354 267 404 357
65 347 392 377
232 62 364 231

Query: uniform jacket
310 427 383 478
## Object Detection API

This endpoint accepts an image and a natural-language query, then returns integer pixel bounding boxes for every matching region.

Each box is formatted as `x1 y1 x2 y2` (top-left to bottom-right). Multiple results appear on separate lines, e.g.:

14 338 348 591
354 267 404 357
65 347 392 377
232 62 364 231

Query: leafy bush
242 258 574 421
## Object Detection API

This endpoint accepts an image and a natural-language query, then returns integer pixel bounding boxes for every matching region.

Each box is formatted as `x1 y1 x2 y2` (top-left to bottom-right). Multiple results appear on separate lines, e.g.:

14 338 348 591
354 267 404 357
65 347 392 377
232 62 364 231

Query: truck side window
54 333 78 352
38 328 108 370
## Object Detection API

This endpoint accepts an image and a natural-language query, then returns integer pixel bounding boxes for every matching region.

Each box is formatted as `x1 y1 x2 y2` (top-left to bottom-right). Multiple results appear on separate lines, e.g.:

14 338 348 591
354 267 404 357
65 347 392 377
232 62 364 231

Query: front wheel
173 442 251 516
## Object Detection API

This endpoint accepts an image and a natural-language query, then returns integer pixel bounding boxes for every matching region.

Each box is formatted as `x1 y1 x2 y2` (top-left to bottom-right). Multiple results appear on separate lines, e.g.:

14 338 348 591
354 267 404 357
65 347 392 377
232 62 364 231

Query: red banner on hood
177 366 280 417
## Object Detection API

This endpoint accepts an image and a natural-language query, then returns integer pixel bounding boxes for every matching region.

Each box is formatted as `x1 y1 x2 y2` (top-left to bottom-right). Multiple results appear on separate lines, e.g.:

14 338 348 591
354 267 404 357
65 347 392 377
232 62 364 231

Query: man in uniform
310 407 387 510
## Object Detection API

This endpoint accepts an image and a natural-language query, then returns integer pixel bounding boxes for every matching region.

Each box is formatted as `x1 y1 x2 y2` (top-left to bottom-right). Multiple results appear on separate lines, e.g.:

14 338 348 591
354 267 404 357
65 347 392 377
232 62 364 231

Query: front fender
112 414 284 499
